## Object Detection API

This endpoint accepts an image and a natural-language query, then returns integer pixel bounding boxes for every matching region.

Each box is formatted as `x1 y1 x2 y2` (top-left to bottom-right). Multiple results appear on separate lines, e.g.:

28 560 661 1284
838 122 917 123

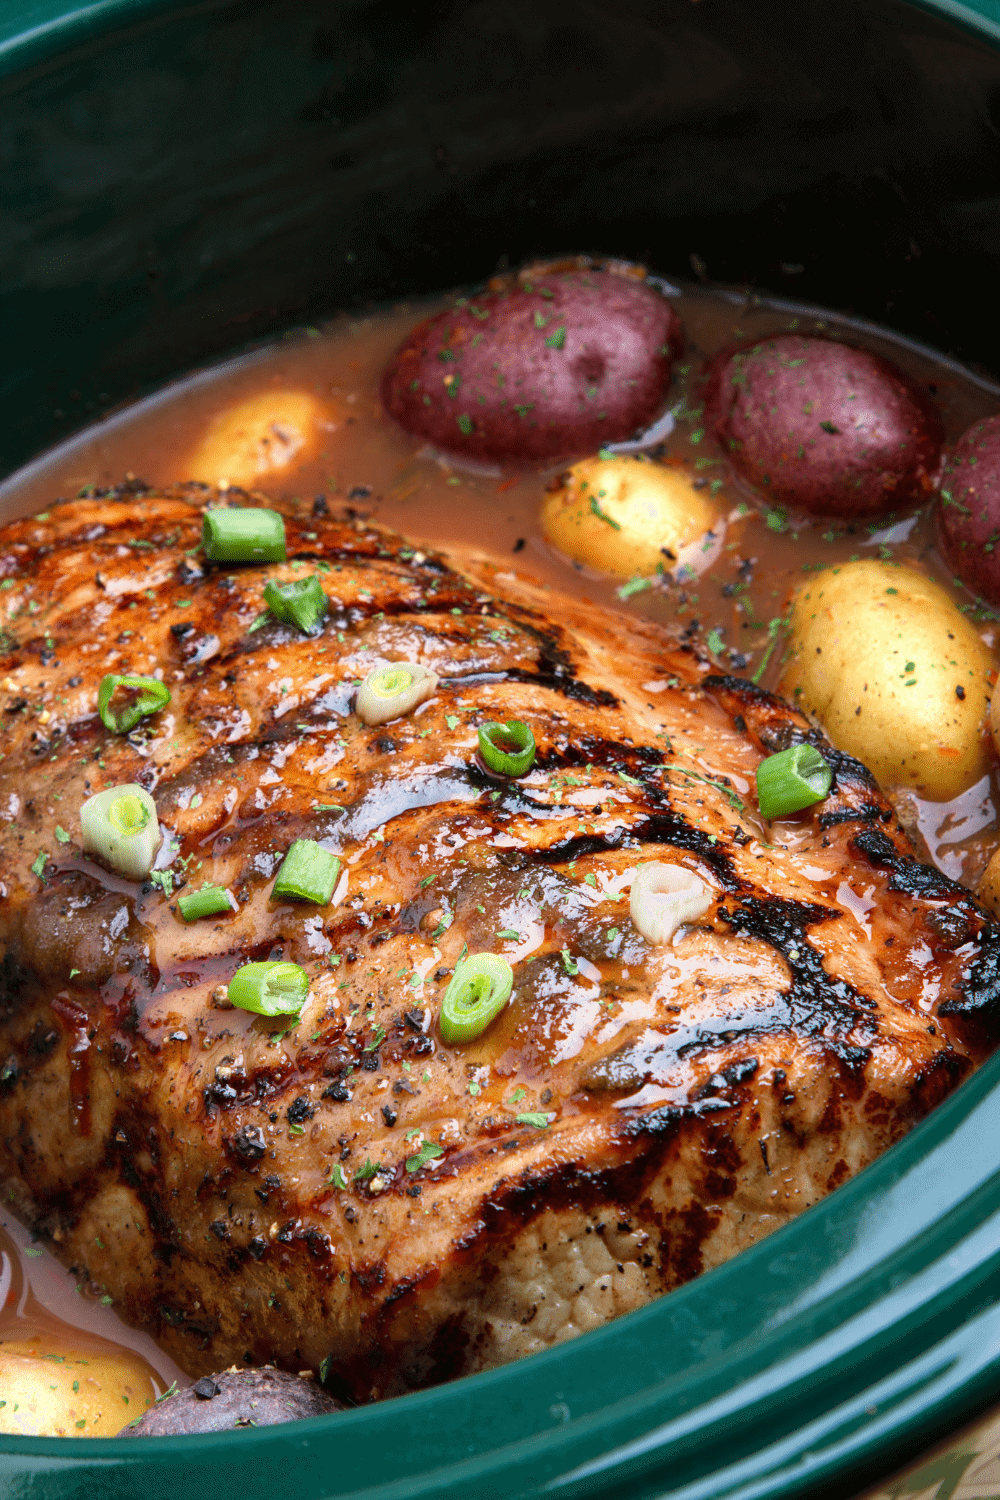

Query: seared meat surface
1 484 998 1402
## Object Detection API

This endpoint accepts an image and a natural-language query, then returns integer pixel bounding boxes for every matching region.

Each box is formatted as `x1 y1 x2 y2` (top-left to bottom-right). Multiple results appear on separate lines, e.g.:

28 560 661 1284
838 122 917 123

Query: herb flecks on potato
707 335 942 519
780 560 995 801
541 454 723 579
381 269 681 463
936 414 1000 607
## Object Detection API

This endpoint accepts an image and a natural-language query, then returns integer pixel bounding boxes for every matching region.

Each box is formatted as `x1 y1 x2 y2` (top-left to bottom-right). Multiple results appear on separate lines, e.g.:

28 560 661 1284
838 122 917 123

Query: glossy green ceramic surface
3 0 1000 1494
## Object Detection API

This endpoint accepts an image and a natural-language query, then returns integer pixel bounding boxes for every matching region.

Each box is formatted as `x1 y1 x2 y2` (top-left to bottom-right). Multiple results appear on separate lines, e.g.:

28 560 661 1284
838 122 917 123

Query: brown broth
2 277 1000 1387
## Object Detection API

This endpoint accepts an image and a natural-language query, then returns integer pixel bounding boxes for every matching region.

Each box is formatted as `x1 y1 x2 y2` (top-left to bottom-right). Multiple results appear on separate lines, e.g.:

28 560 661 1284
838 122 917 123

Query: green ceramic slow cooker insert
3 0 1000 1494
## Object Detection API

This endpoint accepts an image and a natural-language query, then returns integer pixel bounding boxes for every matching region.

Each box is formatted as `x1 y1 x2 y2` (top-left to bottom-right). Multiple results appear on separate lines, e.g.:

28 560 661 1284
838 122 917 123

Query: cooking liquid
1 277 999 1404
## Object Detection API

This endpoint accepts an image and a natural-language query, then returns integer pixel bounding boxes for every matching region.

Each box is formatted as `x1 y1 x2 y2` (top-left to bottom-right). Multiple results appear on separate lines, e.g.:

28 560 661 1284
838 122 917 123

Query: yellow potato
978 849 1000 920
0 1329 157 1437
780 560 996 801
185 389 335 488
540 455 723 578
990 680 1000 759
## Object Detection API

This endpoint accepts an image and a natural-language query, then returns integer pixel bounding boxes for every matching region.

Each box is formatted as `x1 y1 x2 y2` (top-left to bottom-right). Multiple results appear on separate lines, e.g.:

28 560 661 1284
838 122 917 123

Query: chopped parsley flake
618 577 650 599
589 495 621 530
405 1141 444 1173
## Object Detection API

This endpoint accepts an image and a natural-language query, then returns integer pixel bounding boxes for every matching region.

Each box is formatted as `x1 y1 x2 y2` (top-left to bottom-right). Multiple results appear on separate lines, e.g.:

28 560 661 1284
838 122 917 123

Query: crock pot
3 0 1000 1494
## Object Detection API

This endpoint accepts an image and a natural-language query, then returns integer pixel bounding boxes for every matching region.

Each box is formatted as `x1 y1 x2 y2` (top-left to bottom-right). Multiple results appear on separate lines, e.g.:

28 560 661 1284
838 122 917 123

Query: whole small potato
381 270 681 463
936 415 1000 607
185 390 336 488
706 335 942 518
0 1329 158 1437
541 456 723 578
780 560 995 800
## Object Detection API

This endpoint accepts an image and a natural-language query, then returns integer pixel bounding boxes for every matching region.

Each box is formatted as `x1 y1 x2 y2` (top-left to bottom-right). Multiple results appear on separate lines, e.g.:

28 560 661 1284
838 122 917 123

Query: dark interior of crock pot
3 0 1000 481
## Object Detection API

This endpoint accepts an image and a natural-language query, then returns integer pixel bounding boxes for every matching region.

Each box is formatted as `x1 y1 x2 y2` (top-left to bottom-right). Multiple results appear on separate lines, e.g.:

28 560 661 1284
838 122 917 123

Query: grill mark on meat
818 803 893 830
852 826 973 901
851 828 1000 1032
717 895 875 1022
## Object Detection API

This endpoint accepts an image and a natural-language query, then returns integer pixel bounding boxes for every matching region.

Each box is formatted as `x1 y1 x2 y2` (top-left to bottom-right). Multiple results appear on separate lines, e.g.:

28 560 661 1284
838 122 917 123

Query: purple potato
121 1366 344 1436
936 414 1000 606
706 334 942 518
381 270 681 463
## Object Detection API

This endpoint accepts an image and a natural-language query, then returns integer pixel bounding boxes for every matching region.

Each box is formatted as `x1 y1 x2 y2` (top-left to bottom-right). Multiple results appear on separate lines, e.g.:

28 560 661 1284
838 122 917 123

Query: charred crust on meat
819 802 892 829
717 894 875 1024
229 1125 267 1164
851 828 970 901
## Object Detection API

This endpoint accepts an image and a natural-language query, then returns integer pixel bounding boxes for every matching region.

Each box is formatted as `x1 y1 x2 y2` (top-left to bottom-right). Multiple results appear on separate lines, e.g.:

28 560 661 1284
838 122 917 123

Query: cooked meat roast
1 484 998 1404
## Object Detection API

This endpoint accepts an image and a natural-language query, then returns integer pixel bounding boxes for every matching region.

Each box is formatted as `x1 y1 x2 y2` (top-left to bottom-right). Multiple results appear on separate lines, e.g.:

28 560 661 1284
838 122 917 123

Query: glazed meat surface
1 485 999 1402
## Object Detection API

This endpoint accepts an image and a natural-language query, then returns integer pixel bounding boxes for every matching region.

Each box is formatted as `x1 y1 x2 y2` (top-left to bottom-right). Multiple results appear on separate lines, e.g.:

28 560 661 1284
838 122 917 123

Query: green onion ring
271 839 341 905
80 784 160 880
227 960 310 1017
178 885 236 921
439 953 514 1044
355 661 438 726
756 744 833 820
98 673 171 734
629 861 712 945
263 575 328 634
477 719 536 777
202 507 286 564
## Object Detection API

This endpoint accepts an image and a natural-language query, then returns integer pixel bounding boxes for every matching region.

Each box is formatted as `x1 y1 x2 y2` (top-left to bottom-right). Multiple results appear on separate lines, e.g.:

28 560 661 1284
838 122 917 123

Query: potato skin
706 335 942 518
0 1329 157 1437
780 560 995 800
122 1366 344 1436
381 271 681 463
540 455 722 578
936 415 1000 606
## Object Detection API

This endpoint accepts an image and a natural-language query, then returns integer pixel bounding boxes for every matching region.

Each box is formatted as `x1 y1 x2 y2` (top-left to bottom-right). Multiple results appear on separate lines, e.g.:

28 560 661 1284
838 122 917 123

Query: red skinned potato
122 1367 344 1436
706 334 942 518
381 270 681 463
936 415 1000 607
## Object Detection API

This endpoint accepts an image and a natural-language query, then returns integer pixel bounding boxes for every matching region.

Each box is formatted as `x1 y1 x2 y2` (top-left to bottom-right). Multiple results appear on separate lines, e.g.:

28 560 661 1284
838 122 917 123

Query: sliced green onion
477 720 536 777
629 861 712 945
439 953 513 1044
756 744 832 820
177 885 236 921
80 784 160 880
202 507 286 563
264 575 328 634
98 674 171 734
355 661 438 726
272 840 341 904
228 960 309 1017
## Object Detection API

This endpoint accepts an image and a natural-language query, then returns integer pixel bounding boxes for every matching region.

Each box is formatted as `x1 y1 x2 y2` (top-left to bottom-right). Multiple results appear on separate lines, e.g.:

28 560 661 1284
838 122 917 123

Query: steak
1 483 998 1403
